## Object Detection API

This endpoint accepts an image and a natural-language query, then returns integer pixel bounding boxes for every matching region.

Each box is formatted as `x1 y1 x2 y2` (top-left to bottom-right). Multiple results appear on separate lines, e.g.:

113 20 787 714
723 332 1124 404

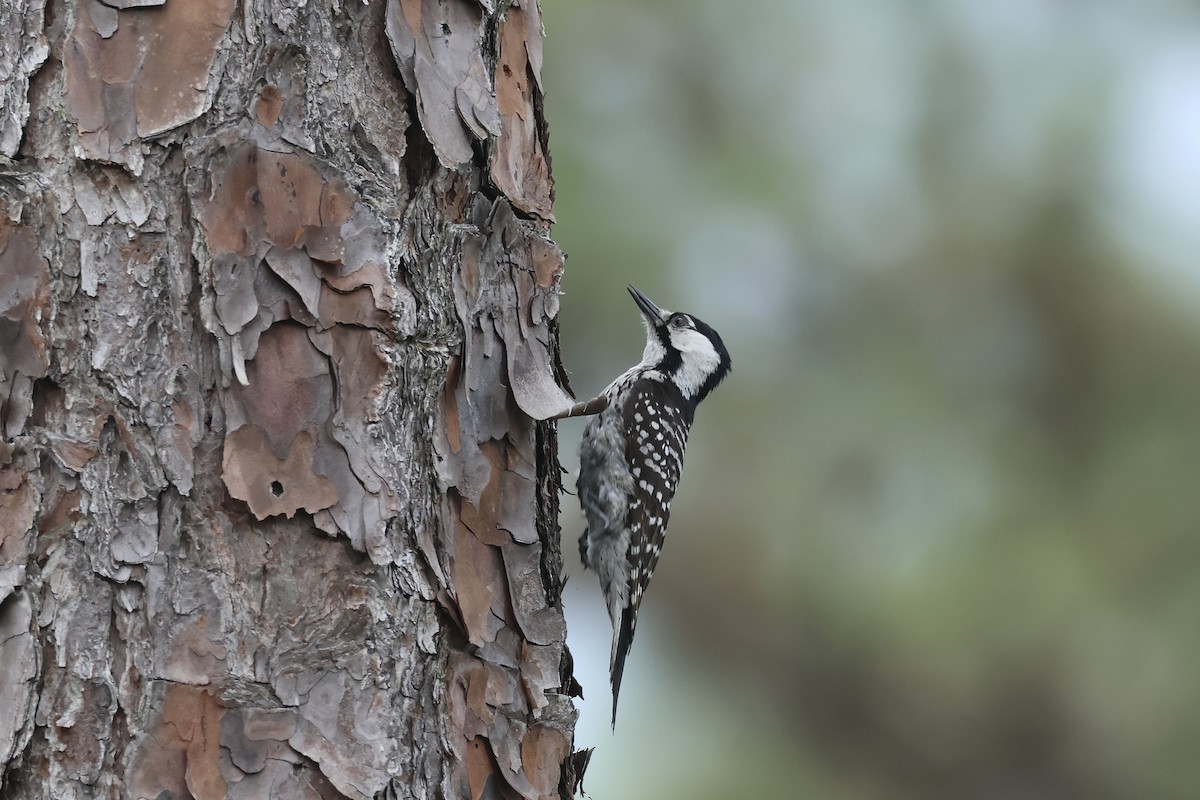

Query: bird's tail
609 605 638 728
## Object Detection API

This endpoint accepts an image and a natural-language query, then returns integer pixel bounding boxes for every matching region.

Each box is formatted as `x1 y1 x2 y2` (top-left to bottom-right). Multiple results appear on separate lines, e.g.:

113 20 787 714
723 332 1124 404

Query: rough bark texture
0 1 583 798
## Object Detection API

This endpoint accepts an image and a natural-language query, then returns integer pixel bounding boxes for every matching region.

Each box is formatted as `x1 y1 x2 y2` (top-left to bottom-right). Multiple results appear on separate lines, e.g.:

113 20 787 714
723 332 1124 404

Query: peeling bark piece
450 518 506 647
0 0 48 157
240 707 298 742
505 316 573 419
304 225 345 264
481 661 517 713
518 642 559 712
501 543 564 646
196 143 260 257
491 2 553 220
465 736 500 800
220 709 270 775
471 201 575 421
0 223 51 438
128 683 227 800
448 653 478 736
326 326 389 492
320 205 406 330
110 513 158 565
385 0 501 169
107 0 167 8
0 462 37 574
181 696 229 800
458 440 538 546
257 49 321 152
488 715 538 799
127 0 232 131
70 169 151 227
521 724 569 800
464 662 493 730
310 425 376 552
257 150 350 250
265 246 322 319
218 710 309 796
0 459 38 769
88 2 119 39
0 590 35 768
477 626 522 672
522 0 544 93
160 611 229 685
223 425 338 520
318 284 391 330
160 395 202 496
315 326 392 551
458 444 514 546
287 672 391 800
228 321 335 456
64 0 236 167
435 337 495 505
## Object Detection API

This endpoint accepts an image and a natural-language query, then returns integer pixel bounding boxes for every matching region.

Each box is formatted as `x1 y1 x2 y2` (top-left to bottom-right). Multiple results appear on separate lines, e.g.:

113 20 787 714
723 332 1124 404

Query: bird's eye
670 315 688 328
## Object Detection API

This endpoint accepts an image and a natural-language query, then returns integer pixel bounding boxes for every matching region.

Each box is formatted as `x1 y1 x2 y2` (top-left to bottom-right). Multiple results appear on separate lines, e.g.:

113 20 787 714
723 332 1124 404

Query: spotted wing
609 378 692 724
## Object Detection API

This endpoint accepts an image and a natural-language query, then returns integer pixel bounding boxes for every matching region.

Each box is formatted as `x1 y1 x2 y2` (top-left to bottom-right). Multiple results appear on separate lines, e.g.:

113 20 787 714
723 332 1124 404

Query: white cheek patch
670 329 721 398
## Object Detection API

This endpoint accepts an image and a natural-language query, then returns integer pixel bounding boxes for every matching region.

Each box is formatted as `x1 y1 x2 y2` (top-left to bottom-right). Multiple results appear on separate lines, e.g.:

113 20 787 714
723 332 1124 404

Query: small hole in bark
270 480 284 497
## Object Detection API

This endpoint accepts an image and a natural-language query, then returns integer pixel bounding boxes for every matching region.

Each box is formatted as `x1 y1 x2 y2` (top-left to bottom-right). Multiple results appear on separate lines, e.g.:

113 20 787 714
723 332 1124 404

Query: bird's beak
627 285 667 325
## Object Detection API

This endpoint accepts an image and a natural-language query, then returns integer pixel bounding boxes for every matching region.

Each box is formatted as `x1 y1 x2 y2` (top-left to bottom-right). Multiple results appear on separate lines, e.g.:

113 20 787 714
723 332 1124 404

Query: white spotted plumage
575 286 731 726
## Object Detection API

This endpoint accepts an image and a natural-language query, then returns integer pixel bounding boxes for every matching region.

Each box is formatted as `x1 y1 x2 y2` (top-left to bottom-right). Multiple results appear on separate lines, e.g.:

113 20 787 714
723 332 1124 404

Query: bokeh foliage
545 1 1200 797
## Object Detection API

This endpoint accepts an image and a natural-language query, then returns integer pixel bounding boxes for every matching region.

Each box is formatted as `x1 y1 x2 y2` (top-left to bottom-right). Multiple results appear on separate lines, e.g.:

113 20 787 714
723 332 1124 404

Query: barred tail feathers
609 605 638 727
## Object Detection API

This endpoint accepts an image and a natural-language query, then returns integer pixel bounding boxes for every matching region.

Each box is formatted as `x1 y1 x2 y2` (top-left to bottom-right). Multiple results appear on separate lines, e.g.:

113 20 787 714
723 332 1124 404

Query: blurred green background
545 1 1200 798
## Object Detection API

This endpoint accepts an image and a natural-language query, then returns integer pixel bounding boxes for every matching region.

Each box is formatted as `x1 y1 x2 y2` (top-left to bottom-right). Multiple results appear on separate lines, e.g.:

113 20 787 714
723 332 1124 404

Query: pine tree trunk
0 1 582 797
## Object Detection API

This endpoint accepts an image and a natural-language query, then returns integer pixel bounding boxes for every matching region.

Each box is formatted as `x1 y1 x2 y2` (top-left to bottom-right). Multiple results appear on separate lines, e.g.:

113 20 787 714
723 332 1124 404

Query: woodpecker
572 285 731 726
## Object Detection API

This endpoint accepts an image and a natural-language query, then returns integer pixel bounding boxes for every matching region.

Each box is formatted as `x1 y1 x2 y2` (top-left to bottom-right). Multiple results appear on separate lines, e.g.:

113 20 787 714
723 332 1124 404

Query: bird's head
628 285 731 403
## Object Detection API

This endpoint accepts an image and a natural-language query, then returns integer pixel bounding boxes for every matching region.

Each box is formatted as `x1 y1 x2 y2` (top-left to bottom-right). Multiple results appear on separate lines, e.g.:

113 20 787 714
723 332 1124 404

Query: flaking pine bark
0 1 586 798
